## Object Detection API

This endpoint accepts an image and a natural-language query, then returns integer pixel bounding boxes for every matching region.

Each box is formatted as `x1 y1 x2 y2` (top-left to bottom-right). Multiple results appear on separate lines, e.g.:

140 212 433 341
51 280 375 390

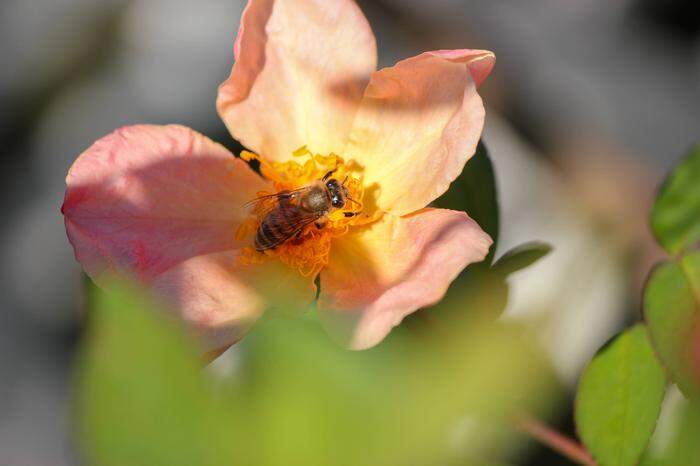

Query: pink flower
62 0 495 353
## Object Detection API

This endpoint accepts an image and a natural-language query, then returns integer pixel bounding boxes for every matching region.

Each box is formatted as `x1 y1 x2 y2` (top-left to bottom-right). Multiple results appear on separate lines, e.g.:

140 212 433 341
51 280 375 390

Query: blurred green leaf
424 142 504 323
661 401 700 464
651 144 700 255
77 283 236 466
77 281 558 466
237 317 558 466
639 401 700 466
429 142 504 320
575 324 667 466
644 252 700 397
435 242 551 322
434 141 499 265
493 242 552 276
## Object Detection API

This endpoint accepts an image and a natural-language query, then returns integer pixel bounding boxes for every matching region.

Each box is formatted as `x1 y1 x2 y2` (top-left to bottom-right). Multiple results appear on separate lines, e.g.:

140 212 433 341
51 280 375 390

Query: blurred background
1 0 699 464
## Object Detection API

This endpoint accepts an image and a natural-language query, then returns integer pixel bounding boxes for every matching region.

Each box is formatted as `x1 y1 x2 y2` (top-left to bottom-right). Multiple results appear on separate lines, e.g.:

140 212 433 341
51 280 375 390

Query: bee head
325 178 348 208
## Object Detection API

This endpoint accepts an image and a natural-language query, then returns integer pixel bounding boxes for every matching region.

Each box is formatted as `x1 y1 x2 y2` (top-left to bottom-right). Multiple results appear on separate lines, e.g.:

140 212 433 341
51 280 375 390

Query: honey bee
246 170 359 251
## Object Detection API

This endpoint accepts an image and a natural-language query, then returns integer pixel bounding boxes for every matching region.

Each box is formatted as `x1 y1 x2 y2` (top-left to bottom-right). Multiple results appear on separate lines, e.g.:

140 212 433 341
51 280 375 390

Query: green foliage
238 317 556 466
431 143 550 321
639 401 700 466
651 144 700 255
434 141 500 265
575 324 667 466
454 241 551 319
430 142 512 320
77 284 237 466
433 250 551 328
659 402 700 464
492 241 552 276
572 142 700 465
644 252 700 398
77 282 559 466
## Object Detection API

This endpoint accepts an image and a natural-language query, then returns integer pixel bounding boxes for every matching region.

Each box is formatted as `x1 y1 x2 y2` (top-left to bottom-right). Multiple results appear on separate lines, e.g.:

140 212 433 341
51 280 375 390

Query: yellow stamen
237 147 369 276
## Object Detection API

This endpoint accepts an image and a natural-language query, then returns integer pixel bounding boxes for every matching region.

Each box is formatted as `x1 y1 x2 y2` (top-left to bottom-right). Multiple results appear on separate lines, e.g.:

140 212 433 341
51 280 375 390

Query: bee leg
278 190 294 205
322 169 337 181
343 211 357 218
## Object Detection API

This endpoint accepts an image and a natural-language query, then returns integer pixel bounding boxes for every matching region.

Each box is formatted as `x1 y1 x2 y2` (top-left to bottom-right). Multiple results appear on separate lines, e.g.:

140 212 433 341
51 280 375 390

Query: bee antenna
342 176 348 185
346 196 362 208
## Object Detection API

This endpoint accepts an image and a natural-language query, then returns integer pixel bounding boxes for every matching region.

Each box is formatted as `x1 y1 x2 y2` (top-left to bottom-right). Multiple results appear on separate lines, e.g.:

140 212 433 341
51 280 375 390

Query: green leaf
77 282 237 466
77 282 559 466
644 252 700 397
433 242 551 321
575 324 667 466
651 144 700 255
433 141 499 264
639 401 700 466
428 142 503 319
237 317 558 466
662 401 700 464
493 241 552 276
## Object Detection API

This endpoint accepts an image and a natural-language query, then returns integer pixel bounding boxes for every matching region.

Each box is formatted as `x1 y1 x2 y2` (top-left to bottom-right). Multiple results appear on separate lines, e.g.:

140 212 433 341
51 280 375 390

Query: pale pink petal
345 49 495 216
318 208 492 349
62 124 269 284
217 0 377 162
152 251 316 352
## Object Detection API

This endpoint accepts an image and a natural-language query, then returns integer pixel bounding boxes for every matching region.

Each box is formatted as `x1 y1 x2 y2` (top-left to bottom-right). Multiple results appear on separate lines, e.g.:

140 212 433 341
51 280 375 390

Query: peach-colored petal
62 124 269 284
217 0 377 162
345 49 495 216
152 251 316 352
318 208 492 349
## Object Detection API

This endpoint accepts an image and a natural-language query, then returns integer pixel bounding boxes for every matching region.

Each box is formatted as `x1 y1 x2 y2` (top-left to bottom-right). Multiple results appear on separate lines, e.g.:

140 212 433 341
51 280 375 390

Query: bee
246 170 359 252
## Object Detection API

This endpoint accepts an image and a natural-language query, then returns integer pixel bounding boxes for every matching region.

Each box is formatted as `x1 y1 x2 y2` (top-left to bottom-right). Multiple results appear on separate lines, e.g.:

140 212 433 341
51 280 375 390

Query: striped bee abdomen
254 206 316 251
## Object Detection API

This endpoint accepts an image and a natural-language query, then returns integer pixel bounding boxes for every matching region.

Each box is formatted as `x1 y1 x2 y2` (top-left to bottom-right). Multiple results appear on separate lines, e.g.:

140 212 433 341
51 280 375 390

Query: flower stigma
236 146 369 277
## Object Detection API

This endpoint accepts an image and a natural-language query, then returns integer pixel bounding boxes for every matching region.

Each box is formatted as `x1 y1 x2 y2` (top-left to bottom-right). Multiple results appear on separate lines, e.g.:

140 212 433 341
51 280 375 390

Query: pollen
236 146 368 277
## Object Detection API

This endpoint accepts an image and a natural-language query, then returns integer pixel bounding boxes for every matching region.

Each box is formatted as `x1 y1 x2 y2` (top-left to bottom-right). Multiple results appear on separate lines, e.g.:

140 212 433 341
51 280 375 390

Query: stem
516 414 597 466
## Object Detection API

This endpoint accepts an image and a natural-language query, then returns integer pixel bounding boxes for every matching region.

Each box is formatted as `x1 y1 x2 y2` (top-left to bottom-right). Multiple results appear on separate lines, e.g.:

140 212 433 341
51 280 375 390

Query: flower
62 0 495 353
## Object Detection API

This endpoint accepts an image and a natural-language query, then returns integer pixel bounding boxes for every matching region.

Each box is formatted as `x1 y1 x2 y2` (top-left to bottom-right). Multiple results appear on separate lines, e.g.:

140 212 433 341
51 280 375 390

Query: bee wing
243 186 312 217
259 204 321 249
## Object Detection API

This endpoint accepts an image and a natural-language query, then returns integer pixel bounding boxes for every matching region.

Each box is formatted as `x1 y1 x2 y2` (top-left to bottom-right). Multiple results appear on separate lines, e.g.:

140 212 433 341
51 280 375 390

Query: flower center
236 146 367 277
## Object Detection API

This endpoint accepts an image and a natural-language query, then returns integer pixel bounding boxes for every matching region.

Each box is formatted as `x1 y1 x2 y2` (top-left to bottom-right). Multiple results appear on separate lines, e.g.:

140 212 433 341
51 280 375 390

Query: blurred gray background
1 0 699 464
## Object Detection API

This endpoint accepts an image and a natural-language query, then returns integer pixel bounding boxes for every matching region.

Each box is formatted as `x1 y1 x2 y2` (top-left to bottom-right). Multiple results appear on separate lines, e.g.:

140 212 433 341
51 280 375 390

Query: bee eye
326 181 334 189
331 195 343 207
